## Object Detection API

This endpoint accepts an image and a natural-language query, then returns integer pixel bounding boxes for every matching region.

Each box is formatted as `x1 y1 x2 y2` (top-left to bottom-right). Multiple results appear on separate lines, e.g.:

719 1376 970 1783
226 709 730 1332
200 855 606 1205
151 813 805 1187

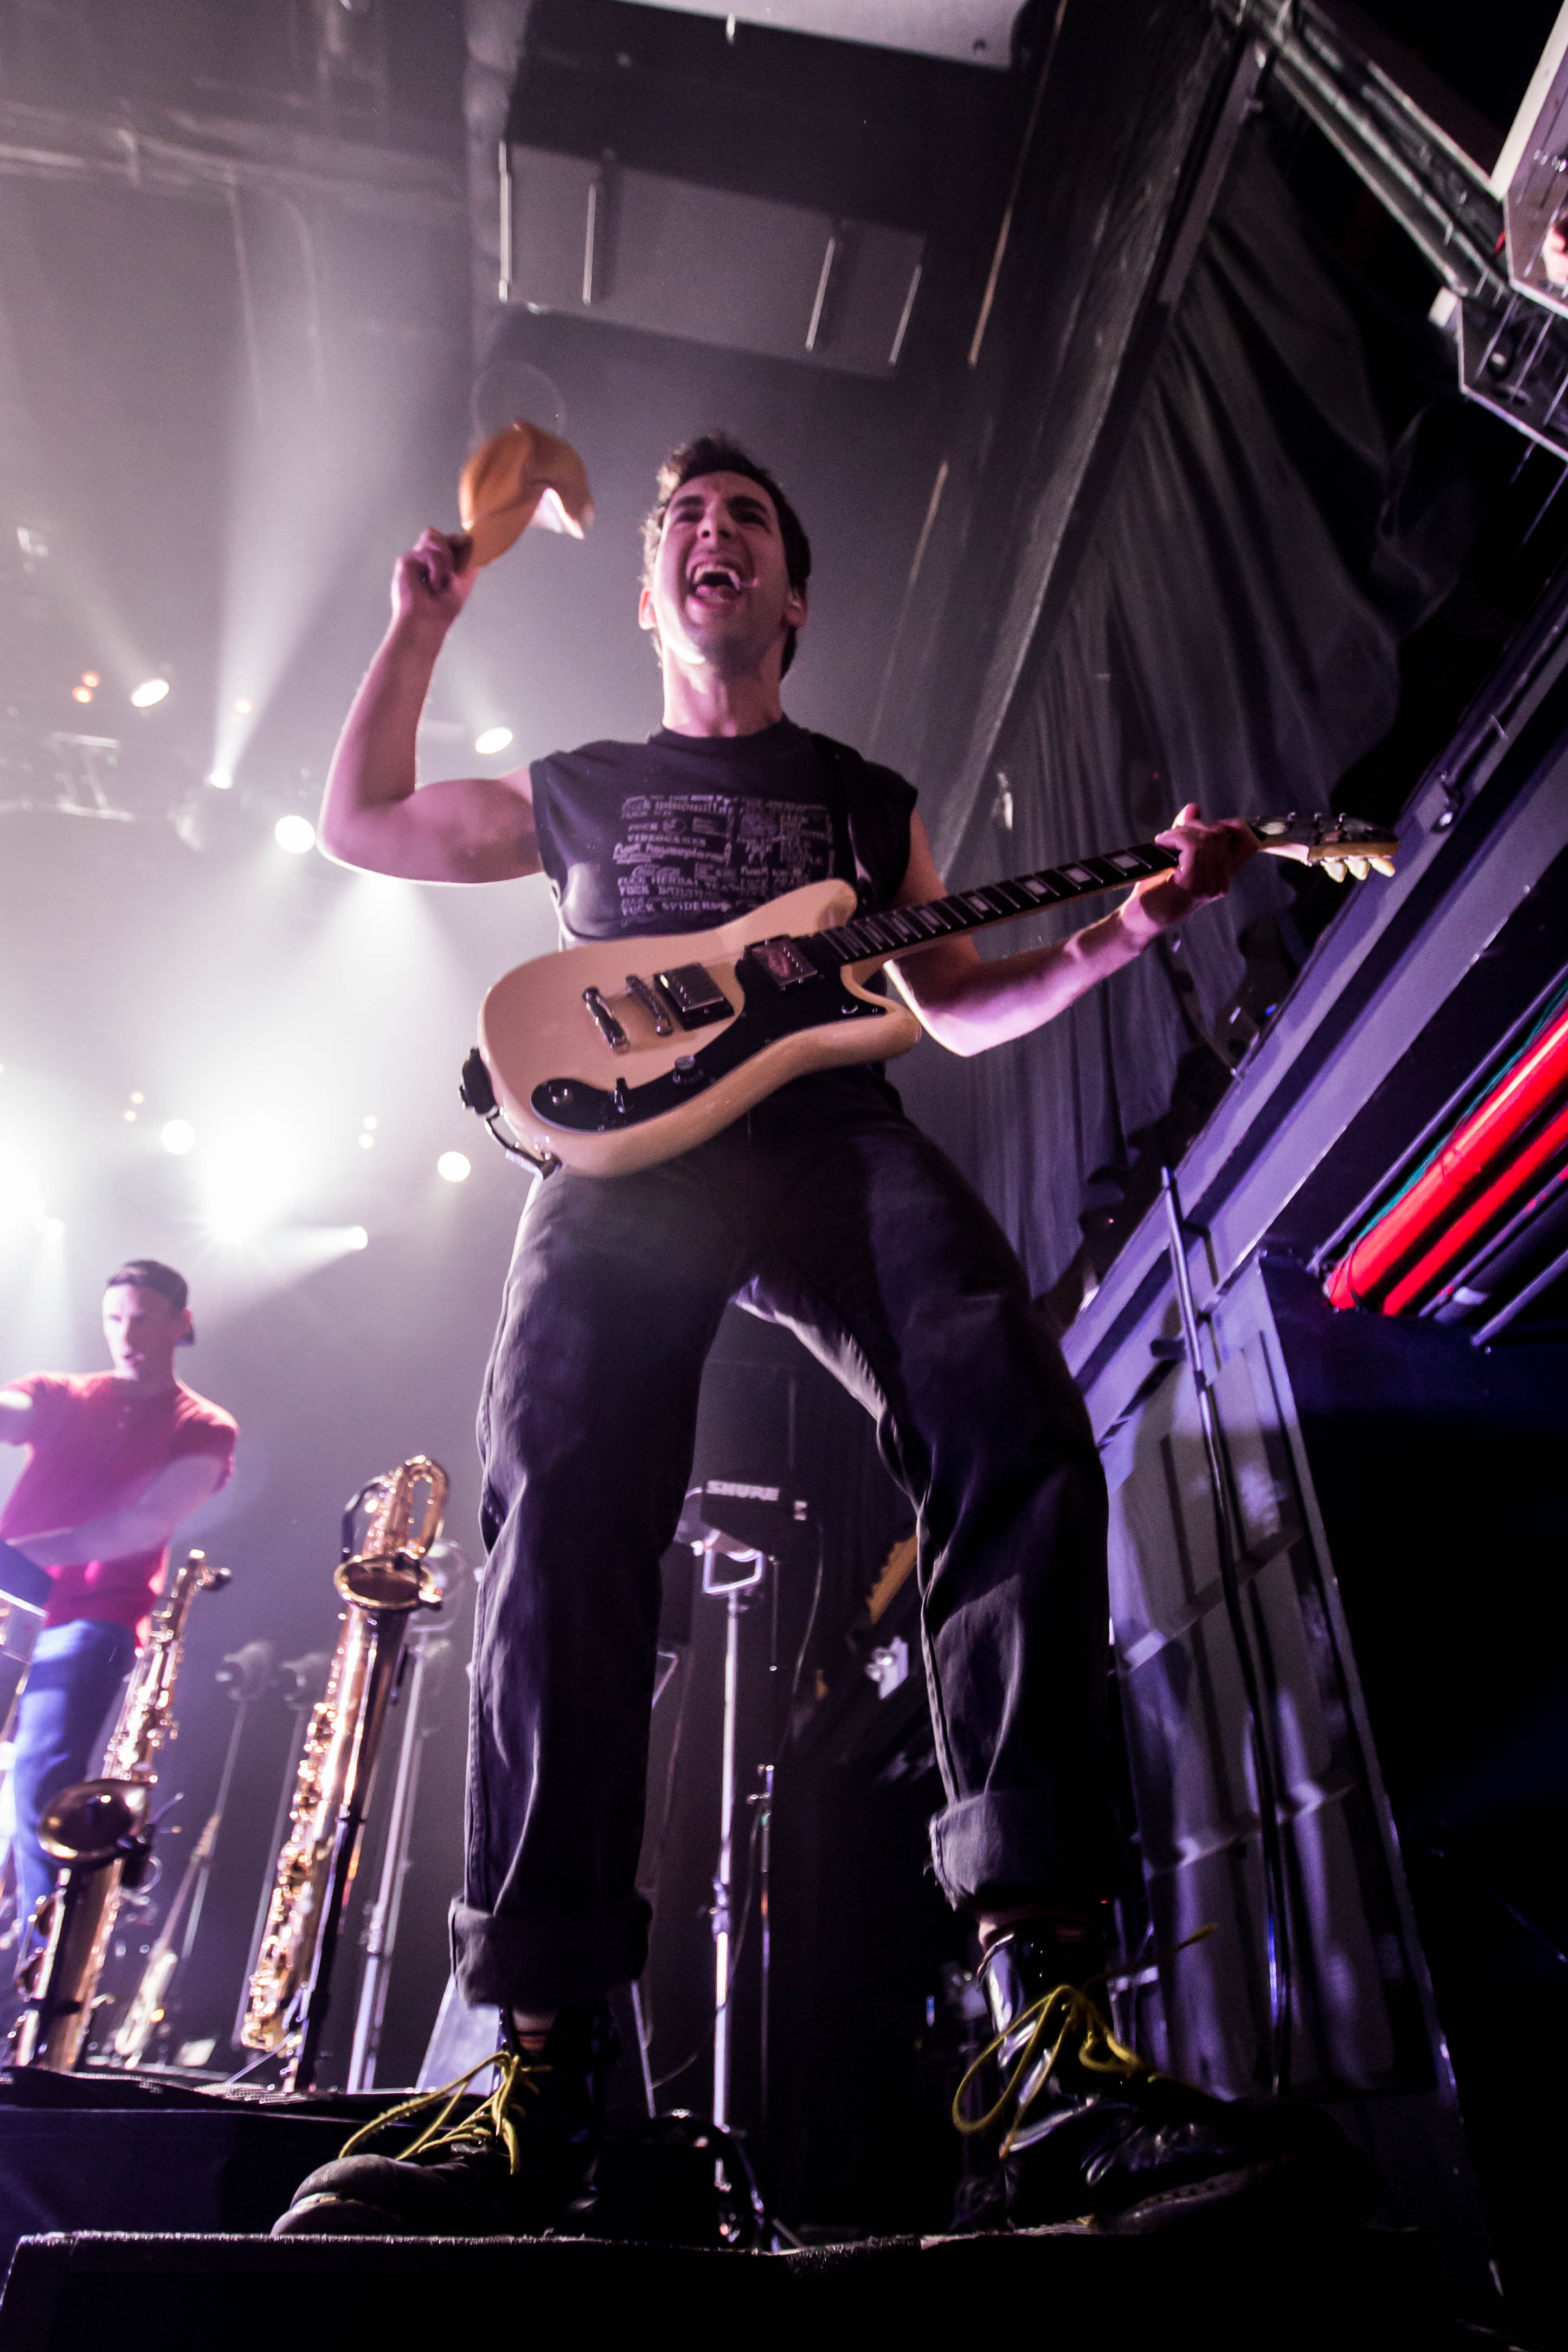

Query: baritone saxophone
12 1547 230 2072
240 1454 447 2091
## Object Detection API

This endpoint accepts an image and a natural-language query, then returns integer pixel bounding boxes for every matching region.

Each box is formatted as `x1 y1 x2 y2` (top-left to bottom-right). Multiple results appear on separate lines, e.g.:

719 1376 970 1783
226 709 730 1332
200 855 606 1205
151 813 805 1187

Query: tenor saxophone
12 1547 230 2071
240 1455 446 2091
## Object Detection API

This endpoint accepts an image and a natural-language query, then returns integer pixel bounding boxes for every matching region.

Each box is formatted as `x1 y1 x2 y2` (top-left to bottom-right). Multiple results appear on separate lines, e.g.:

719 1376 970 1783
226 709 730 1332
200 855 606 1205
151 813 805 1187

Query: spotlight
130 1092 144 1105
206 1114 298 1237
72 685 93 704
358 1133 374 1150
362 1115 378 1130
437 1152 471 1184
38 1216 65 1239
474 727 514 757
82 672 99 688
348 1225 369 1250
131 677 171 709
161 1119 195 1155
274 814 316 854
207 770 234 792
234 697 253 715
0 1151 43 1226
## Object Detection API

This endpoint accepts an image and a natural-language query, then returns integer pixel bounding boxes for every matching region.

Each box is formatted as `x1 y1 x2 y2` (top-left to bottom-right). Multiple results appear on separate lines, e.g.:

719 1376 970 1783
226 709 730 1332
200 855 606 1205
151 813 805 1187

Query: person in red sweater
0 1259 237 1930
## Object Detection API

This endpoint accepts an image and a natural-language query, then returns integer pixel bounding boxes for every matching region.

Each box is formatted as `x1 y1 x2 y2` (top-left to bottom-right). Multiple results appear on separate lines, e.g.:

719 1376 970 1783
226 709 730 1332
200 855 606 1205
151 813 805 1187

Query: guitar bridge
625 974 674 1036
582 987 628 1052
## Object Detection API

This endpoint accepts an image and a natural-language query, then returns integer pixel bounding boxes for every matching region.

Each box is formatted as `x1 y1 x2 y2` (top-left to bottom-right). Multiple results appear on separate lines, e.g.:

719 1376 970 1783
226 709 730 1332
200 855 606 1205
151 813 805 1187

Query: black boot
960 1928 1376 2234
272 2004 614 2238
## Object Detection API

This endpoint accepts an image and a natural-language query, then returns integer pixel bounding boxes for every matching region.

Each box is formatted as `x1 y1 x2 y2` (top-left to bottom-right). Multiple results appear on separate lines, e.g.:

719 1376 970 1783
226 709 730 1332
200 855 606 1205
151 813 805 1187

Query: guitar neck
814 839 1181 966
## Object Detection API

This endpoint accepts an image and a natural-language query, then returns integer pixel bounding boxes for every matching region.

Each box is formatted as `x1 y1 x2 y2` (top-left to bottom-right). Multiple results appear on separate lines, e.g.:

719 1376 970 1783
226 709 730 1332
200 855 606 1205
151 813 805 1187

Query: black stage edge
0 2227 1487 2352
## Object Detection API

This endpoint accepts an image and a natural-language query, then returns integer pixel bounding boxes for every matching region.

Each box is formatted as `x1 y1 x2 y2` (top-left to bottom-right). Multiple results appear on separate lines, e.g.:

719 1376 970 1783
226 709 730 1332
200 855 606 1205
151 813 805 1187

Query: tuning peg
1347 856 1369 880
1323 858 1348 882
1370 855 1396 877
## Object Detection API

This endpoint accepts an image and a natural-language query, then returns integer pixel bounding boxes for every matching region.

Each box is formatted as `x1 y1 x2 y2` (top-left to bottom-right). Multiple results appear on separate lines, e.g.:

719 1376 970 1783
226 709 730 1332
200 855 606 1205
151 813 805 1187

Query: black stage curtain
898 128 1476 1296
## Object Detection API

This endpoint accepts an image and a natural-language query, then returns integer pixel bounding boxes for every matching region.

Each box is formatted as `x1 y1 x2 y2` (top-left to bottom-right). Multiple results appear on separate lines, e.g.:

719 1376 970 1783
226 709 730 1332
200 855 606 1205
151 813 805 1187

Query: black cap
104 1258 189 1315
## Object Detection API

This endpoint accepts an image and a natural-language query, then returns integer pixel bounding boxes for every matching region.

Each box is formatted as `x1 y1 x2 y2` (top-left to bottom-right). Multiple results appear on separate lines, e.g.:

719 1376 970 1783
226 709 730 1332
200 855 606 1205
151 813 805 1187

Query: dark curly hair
640 434 812 676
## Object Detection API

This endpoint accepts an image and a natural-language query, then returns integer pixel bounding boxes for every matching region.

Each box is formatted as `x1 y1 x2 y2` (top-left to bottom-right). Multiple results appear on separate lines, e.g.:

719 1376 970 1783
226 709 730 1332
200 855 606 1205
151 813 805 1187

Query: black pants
454 1076 1121 2013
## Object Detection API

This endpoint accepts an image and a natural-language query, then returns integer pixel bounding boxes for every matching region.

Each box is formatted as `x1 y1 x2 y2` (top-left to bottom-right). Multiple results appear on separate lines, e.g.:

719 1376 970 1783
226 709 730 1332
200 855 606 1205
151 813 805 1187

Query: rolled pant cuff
450 1895 652 2013
929 1791 1126 1910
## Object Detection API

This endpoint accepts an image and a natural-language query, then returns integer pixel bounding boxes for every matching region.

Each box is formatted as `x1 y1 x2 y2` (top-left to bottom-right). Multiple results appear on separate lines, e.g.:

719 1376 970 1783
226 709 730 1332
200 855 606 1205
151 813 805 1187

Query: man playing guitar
277 436 1353 2237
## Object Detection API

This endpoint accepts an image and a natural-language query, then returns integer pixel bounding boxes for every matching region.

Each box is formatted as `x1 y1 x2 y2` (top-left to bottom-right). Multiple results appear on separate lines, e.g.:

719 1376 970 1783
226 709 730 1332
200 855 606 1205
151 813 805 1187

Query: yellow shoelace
953 1981 1153 2158
336 2047 549 2174
954 1926 1215 2160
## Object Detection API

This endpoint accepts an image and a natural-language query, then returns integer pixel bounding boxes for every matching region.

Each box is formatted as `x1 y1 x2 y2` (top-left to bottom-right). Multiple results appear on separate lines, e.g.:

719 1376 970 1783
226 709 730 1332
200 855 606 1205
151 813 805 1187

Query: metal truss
1217 0 1568 460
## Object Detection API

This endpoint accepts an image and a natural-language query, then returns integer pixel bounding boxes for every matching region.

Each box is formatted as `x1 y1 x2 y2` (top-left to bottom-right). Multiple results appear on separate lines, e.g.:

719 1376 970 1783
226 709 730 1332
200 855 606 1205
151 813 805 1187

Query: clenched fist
391 526 479 637
1122 802 1258 941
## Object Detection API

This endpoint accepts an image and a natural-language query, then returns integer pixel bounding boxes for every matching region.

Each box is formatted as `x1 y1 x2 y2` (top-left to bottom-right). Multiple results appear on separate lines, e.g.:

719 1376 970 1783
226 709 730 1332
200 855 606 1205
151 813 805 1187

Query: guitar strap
808 731 876 914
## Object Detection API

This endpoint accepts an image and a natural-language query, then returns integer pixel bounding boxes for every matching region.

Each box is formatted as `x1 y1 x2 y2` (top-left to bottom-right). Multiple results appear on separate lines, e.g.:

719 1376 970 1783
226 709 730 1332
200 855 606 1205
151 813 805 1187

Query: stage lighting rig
1217 0 1568 462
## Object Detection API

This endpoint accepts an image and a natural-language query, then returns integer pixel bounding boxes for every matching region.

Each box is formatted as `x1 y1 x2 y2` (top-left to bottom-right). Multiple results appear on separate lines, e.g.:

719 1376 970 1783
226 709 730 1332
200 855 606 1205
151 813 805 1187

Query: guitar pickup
654 964 731 1030
746 936 821 990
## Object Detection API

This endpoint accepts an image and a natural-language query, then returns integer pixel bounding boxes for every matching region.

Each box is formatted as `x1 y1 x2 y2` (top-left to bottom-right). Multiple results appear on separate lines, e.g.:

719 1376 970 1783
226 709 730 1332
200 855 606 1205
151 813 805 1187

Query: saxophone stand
237 1458 448 2094
344 1544 470 2093
112 1638 274 2070
229 1647 330 2061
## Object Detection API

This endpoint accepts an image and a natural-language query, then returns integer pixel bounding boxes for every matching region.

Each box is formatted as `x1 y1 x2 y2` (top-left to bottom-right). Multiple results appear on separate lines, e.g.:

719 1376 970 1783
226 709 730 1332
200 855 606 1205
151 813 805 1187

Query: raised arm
11 1453 224 1571
890 804 1257 1056
0 1389 36 1444
318 529 543 885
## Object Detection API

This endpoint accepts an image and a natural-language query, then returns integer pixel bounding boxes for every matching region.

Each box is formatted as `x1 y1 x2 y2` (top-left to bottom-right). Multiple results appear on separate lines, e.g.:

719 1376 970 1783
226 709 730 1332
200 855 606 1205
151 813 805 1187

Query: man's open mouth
687 563 748 603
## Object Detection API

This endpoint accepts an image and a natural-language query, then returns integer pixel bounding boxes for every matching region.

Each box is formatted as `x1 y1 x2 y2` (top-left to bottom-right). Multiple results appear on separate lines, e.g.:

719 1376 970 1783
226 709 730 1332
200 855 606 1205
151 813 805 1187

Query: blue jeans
455 1075 1121 2013
12 1618 136 1925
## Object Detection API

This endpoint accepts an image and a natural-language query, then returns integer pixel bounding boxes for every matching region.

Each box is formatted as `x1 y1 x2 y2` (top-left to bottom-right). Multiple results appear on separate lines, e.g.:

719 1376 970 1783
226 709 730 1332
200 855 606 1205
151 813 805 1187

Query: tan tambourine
457 420 594 569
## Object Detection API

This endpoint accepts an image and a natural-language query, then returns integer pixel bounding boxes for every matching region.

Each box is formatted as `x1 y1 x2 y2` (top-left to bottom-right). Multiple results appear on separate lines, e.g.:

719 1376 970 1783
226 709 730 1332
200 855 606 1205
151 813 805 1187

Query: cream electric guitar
466 815 1398 1179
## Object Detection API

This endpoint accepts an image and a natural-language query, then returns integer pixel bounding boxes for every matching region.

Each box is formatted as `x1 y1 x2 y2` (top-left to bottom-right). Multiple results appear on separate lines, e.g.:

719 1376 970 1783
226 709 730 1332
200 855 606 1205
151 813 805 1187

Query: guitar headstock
1250 812 1399 883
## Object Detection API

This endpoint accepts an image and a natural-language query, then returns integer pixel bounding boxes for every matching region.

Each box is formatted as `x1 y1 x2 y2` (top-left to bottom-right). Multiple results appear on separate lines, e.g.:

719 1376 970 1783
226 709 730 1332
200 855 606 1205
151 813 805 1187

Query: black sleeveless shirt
528 717 917 947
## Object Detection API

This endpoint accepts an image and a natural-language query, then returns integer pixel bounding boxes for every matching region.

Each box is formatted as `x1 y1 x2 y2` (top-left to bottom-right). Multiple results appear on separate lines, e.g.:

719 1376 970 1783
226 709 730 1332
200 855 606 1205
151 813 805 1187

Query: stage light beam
474 727 514 757
0 1152 44 1228
161 1120 196 1156
205 1114 300 1239
274 814 316 855
131 677 171 709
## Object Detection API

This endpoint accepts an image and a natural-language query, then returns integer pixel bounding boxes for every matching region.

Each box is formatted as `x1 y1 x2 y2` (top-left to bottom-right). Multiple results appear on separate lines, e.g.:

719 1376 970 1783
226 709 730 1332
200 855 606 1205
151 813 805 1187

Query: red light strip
1325 999 1568 1312
1380 1097 1568 1315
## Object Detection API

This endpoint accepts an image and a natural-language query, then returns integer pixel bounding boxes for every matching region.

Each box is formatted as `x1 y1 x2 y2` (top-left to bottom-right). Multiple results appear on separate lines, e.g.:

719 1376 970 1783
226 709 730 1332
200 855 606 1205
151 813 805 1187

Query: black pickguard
530 951 889 1135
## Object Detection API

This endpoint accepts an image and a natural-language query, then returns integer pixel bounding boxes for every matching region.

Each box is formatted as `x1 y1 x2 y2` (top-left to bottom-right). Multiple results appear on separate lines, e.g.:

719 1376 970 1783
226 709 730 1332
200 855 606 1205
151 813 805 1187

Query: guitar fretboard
814 840 1179 965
